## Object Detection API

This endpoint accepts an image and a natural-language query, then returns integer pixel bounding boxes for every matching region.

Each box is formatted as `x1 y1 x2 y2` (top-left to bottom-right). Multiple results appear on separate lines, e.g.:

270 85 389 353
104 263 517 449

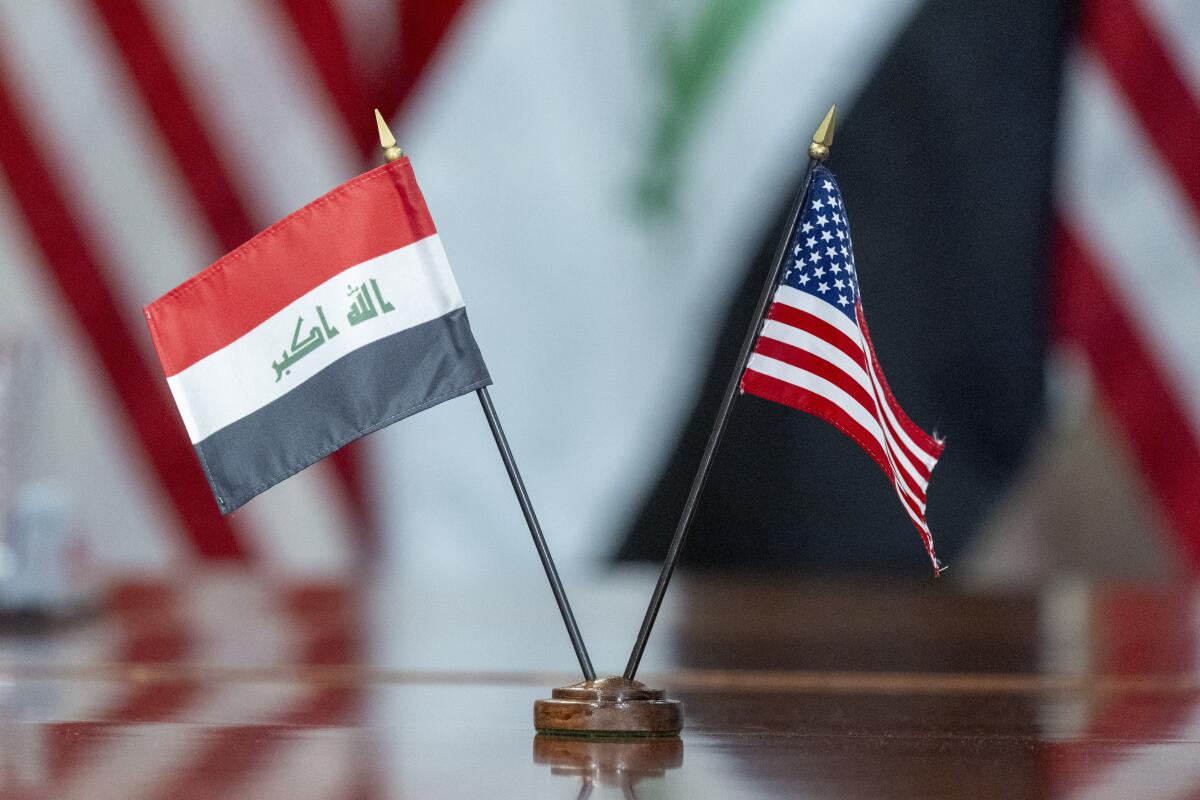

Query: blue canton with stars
780 166 859 320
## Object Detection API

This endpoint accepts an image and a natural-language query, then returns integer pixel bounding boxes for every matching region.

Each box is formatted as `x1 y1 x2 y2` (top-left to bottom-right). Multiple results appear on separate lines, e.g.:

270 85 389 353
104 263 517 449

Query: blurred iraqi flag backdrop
0 0 1196 580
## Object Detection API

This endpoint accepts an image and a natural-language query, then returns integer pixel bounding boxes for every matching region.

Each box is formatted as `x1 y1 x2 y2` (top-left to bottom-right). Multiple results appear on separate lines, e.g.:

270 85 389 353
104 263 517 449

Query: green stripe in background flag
388 0 924 575
637 0 775 215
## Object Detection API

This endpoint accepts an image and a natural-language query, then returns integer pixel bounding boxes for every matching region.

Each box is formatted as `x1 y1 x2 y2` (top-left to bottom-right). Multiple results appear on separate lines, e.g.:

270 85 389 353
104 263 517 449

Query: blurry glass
0 337 97 621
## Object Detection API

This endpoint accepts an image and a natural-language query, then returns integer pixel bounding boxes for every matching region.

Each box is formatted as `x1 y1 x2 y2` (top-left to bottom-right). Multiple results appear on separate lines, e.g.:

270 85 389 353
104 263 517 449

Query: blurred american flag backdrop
0 0 460 574
0 0 1196 583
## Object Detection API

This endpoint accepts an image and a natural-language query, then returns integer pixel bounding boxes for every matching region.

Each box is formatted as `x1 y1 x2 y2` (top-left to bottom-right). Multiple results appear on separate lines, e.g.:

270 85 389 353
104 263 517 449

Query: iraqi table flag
740 165 945 573
145 158 491 513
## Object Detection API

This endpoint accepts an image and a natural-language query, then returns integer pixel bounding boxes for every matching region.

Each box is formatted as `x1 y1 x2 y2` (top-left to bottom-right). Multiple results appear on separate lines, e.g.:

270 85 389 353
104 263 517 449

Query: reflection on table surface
1 569 1198 798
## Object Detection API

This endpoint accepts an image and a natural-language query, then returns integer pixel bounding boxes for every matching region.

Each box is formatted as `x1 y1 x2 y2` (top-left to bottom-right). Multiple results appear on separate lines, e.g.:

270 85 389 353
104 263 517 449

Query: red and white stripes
0 0 467 571
17 579 372 799
1055 0 1200 569
743 284 944 571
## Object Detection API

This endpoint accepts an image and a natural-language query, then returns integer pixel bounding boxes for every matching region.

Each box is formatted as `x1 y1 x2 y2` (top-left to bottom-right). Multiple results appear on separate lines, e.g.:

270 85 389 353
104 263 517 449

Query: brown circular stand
533 676 683 737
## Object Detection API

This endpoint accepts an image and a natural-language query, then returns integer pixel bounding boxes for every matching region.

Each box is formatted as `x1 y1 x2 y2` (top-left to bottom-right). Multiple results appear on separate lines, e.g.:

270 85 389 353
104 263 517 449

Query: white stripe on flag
745 353 927 512
227 735 357 800
772 288 940 470
769 286 937 481
758 318 873 394
145 0 371 571
1139 0 1200 98
901 494 931 535
0 177 183 570
773 284 861 340
53 583 318 800
756 315 931 494
0 0 361 574
858 327 941 469
746 352 883 440
333 0 399 87
0 0 359 575
859 347 929 504
146 0 358 222
0 0 218 341
1059 48 1200 440
163 234 463 443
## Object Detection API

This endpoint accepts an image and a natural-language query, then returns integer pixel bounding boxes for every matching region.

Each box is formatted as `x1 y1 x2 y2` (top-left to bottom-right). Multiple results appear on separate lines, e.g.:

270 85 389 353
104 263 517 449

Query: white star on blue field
784 167 860 319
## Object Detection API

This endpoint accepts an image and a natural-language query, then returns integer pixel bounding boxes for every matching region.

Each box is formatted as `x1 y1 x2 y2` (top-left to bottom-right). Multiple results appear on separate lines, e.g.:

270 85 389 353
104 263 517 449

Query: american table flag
740 165 945 572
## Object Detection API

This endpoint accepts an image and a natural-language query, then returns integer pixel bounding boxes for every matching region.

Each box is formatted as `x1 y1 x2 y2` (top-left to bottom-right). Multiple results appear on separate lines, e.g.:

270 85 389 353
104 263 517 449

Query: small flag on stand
144 158 492 513
740 165 945 572
624 106 945 684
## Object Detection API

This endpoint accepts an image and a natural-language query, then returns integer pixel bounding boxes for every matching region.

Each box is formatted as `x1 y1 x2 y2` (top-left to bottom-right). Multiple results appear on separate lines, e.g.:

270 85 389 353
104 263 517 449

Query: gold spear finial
808 104 836 161
375 108 403 162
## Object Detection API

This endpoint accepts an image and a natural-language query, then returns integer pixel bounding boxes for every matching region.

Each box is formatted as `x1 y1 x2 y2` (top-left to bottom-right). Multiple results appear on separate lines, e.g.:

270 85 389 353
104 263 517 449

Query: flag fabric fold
740 166 944 572
145 158 491 513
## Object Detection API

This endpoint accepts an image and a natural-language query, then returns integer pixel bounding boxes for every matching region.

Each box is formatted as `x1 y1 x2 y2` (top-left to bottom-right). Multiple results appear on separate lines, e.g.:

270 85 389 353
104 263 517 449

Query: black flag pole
374 111 595 681
475 386 595 679
623 106 837 681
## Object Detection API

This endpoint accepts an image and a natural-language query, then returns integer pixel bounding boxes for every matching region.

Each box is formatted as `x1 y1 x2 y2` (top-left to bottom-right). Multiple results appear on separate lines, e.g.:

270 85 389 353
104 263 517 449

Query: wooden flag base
533 676 683 737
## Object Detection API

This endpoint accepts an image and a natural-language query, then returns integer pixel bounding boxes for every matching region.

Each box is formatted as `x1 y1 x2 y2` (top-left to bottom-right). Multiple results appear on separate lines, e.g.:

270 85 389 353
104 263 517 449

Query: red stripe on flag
87 0 259 254
743 368 933 547
857 304 944 459
742 369 893 478
145 158 437 376
748 339 931 507
387 1 470 120
0 70 247 559
752 337 876 413
1054 224 1200 569
281 1 471 154
855 349 935 485
748 330 931 502
1043 589 1199 795
766 301 865 368
276 0 372 154
880 443 930 507
275 1 471 562
1082 0 1200 220
45 583 200 784
145 585 364 800
89 0 374 555
758 303 936 485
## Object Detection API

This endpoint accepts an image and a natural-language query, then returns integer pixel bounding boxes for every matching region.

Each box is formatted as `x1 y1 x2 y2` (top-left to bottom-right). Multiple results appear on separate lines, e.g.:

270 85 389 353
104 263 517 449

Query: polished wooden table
1 570 1197 798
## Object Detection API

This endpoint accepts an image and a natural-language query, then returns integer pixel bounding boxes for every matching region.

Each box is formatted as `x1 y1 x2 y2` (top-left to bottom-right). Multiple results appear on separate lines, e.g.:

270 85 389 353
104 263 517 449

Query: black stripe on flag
196 308 491 513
